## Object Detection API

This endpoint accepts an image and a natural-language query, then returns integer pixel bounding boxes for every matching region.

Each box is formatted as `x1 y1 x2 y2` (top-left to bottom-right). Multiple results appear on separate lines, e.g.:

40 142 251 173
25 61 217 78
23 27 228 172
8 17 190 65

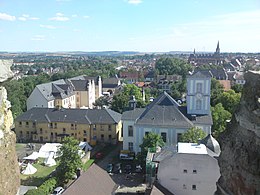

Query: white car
52 187 64 195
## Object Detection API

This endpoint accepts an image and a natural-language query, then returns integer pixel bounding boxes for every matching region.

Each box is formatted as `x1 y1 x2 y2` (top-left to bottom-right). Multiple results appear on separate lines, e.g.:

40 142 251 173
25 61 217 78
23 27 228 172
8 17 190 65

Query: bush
25 177 57 195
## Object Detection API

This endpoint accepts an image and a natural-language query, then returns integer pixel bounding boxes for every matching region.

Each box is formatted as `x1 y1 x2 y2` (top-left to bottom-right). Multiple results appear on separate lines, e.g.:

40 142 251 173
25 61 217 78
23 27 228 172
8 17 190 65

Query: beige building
15 108 122 145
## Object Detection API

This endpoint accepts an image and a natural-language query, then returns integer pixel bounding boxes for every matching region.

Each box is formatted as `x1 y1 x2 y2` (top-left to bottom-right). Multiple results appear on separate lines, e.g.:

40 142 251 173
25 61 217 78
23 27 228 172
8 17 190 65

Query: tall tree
214 90 241 113
111 84 145 113
210 78 224 106
211 103 232 138
56 137 82 184
138 132 165 165
180 127 206 143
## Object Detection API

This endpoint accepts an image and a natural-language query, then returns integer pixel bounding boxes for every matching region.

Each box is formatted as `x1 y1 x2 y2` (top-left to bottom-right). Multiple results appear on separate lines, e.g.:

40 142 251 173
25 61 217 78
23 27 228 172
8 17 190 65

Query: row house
15 107 122 145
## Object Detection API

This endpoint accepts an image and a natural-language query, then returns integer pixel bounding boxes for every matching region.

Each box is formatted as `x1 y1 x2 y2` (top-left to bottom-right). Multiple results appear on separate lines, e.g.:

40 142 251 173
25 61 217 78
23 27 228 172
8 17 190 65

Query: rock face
216 71 260 195
0 59 14 83
0 87 20 195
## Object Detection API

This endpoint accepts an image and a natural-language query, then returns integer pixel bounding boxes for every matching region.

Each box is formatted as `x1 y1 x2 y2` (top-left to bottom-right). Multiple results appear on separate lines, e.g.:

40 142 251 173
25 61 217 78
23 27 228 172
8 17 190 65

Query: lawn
20 158 58 186
82 159 94 171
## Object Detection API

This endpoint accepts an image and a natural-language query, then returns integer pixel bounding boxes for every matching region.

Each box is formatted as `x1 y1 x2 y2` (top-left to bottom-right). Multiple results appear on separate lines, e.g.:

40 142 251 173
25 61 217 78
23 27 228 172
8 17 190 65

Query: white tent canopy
79 141 92 151
23 152 39 161
22 163 37 175
44 151 56 167
38 143 61 158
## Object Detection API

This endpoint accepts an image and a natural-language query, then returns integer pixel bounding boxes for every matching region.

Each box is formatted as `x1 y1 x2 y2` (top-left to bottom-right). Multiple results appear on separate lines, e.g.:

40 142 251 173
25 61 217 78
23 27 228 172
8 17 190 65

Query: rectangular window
161 132 167 142
101 134 104 140
177 133 182 142
50 123 53 128
32 122 36 127
128 142 134 151
101 125 104 131
63 128 66 132
196 99 202 110
192 185 196 190
93 124 96 130
84 130 87 136
196 83 202 93
128 126 133 137
19 122 22 126
26 122 29 126
108 125 112 131
54 123 57 129
145 132 149 136
183 169 187 173
193 170 197 174
108 135 112 140
183 184 187 189
77 97 79 102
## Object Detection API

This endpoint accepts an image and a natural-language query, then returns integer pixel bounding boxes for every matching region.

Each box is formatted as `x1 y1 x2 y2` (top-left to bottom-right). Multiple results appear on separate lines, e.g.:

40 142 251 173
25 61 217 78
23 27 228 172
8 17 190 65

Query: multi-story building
122 71 213 153
27 75 102 110
15 108 122 145
153 135 221 195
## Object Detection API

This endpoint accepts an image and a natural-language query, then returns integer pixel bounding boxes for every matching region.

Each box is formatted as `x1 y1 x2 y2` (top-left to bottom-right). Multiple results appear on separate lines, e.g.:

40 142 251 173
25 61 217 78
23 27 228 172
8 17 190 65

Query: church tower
186 71 211 115
215 41 220 54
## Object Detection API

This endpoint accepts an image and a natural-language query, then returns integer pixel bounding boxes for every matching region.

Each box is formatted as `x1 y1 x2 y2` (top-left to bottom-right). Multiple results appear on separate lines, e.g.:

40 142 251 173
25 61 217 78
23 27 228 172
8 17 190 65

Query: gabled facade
27 79 75 110
122 71 212 153
15 108 122 145
27 75 102 110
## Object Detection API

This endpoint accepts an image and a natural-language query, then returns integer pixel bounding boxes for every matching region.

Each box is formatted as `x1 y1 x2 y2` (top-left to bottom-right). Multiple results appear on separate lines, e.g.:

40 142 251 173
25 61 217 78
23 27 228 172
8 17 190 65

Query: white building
122 71 213 153
27 76 102 110
155 135 221 195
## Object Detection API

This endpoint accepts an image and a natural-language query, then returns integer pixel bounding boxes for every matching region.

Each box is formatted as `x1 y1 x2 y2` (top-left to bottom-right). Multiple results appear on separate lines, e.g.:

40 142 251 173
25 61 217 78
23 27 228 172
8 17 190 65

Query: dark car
95 152 103 159
135 165 142 173
124 164 132 174
114 163 122 174
106 163 113 173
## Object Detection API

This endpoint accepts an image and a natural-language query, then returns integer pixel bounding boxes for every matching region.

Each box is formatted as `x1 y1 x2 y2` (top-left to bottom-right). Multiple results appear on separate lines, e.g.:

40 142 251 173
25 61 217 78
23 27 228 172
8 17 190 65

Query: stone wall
216 71 260 195
0 87 20 195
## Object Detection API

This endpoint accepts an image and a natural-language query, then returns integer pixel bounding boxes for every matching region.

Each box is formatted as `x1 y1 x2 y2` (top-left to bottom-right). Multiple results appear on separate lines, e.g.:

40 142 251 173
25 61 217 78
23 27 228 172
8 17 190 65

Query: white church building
122 71 213 153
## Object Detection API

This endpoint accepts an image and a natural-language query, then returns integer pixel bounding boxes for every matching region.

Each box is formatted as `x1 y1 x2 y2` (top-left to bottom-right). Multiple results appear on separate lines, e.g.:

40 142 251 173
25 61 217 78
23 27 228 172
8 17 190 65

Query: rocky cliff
0 59 20 195
216 71 260 195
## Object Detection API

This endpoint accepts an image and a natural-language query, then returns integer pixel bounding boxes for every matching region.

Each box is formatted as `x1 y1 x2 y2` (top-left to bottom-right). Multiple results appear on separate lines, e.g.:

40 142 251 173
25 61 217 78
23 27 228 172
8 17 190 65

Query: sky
0 0 260 52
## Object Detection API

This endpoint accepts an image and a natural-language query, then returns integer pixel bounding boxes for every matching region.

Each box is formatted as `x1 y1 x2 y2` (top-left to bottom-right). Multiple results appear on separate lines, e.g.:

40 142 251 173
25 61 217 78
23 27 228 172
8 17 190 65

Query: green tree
215 90 241 113
180 127 206 143
111 84 145 113
210 78 224 106
93 96 109 108
155 57 192 77
56 137 82 184
211 103 232 138
231 84 243 93
138 132 165 165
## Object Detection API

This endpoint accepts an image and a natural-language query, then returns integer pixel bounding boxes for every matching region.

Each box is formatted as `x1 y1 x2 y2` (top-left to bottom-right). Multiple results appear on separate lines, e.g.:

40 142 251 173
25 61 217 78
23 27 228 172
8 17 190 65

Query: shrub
25 177 57 195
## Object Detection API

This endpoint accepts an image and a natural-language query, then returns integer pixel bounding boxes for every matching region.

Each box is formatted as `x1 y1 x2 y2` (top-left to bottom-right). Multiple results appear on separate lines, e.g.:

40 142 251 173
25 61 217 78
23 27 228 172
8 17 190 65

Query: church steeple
193 48 196 55
216 41 220 54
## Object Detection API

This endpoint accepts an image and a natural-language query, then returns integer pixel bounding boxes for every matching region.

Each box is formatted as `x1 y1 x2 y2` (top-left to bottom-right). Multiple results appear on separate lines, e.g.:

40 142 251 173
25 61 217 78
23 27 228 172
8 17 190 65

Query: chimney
129 95 136 110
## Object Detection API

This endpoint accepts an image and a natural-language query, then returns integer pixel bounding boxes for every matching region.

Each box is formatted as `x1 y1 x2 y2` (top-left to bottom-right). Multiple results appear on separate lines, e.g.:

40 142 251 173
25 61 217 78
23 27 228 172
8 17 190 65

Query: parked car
124 164 132 174
114 163 122 174
95 152 103 159
106 163 113 173
52 187 64 195
135 165 142 173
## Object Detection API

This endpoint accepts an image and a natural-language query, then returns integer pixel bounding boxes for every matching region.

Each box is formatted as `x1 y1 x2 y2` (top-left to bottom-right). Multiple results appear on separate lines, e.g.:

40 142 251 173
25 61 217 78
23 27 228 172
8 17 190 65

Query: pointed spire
216 41 220 53
193 48 196 55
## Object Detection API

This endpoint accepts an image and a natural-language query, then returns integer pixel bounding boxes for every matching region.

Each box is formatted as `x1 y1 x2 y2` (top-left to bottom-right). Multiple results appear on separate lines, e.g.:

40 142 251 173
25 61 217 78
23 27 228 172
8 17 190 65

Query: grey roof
179 106 213 125
188 70 213 78
35 79 67 101
199 134 221 156
136 92 193 128
209 68 228 80
69 75 100 85
51 83 74 99
70 80 89 91
102 78 120 89
16 108 121 124
63 163 116 195
121 108 145 120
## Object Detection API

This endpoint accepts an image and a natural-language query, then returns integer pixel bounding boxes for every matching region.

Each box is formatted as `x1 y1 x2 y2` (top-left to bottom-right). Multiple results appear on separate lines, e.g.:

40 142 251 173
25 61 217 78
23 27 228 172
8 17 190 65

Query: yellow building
15 108 122 145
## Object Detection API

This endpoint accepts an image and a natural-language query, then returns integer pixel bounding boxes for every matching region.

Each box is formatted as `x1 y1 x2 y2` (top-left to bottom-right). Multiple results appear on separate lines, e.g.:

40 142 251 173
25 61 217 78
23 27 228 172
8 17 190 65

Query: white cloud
18 17 27 21
31 35 45 41
49 13 69 21
40 24 57 29
83 15 90 19
127 0 142 5
72 14 78 18
0 13 16 21
18 14 39 21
